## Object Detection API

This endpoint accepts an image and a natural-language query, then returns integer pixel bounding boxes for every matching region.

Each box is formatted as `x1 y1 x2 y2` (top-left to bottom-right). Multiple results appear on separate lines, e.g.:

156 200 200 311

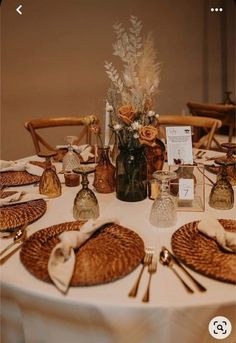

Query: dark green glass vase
116 146 147 202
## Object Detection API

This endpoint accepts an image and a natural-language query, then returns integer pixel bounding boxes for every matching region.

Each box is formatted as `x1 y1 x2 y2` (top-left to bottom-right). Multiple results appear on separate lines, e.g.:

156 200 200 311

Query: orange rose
139 126 159 147
118 105 136 125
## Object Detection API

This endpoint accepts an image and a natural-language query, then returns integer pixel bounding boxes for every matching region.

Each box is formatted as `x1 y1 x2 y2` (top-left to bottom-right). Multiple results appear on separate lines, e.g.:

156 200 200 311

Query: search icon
209 316 232 339
216 324 224 332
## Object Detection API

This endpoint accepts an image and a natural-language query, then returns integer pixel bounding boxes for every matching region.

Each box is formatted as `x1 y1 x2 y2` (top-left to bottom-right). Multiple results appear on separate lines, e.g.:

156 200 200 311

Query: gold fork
128 247 154 298
142 256 157 303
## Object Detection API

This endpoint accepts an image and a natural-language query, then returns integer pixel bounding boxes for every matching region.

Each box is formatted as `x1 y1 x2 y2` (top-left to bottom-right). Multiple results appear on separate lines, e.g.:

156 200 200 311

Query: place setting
19 218 145 293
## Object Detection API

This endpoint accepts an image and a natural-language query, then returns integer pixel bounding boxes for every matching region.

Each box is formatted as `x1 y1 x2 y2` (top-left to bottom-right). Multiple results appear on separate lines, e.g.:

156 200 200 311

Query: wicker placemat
0 171 40 187
0 199 47 231
0 190 17 199
171 219 236 284
20 221 145 286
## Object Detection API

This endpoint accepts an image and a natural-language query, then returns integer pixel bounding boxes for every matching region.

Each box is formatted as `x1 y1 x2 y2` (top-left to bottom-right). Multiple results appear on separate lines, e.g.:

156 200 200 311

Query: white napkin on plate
198 216 236 253
0 191 24 206
0 160 43 176
48 217 119 294
0 192 48 207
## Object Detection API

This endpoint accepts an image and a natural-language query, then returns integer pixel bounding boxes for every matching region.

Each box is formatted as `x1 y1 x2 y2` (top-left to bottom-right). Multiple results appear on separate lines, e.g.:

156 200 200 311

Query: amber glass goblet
73 166 99 220
38 151 62 198
209 159 234 210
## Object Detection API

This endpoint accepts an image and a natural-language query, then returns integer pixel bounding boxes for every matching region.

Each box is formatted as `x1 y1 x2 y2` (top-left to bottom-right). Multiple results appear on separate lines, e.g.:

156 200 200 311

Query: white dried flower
113 123 122 131
147 110 155 117
131 121 142 130
155 113 160 118
133 132 139 139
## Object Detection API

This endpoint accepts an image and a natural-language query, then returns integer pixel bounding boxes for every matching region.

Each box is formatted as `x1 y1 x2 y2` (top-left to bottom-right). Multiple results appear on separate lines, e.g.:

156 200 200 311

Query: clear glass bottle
38 151 61 198
150 171 177 228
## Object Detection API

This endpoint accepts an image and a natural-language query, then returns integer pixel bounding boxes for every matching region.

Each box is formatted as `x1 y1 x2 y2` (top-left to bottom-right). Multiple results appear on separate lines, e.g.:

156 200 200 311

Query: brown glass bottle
93 146 115 193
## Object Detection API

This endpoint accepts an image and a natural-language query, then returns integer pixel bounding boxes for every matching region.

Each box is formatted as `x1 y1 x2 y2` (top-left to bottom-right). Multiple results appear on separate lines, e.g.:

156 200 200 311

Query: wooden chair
187 102 236 145
25 115 99 154
158 115 222 150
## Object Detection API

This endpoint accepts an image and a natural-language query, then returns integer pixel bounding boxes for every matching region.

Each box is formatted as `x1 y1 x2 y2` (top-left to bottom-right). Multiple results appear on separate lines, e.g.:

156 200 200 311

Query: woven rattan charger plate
0 199 47 232
0 171 40 187
20 221 145 286
0 160 48 187
171 219 236 284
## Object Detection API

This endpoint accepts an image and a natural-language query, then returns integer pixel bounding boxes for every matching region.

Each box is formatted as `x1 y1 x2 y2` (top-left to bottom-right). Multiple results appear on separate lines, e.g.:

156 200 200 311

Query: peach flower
118 105 136 125
139 125 159 147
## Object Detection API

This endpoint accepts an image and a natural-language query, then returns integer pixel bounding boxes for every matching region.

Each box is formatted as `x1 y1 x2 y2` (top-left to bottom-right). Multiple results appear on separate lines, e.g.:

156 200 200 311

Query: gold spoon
0 225 27 256
159 248 194 293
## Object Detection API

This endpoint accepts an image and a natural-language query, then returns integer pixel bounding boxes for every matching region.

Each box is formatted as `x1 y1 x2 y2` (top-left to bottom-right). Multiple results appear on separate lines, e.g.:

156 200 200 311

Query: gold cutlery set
129 246 206 303
0 232 207 297
0 223 28 264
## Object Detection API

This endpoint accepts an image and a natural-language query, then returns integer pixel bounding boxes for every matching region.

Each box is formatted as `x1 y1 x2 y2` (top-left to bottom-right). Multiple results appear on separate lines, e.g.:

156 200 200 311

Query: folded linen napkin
48 217 119 293
0 160 43 176
0 191 24 206
0 192 48 207
79 145 94 162
198 216 236 253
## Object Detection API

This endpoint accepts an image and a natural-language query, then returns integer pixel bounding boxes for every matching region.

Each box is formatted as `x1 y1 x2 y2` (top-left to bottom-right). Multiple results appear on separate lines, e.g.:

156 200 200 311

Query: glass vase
93 146 116 193
116 146 147 202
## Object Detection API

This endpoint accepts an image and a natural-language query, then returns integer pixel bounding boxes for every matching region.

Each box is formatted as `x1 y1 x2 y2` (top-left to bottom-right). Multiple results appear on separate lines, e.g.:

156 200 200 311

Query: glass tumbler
150 171 177 228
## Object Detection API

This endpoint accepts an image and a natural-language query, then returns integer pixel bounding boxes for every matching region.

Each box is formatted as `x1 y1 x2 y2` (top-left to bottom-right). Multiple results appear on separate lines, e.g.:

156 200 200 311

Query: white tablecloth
1 153 236 343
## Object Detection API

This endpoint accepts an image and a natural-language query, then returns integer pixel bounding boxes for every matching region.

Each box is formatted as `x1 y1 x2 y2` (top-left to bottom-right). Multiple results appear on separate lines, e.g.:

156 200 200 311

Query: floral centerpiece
105 15 161 149
105 16 164 201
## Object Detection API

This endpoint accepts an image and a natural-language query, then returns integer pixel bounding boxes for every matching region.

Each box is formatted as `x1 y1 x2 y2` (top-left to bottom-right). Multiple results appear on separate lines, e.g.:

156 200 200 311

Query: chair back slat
187 102 236 144
25 115 99 154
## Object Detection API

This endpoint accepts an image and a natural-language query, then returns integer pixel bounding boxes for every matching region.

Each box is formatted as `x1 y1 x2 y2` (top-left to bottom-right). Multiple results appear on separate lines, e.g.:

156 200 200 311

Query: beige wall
1 0 235 160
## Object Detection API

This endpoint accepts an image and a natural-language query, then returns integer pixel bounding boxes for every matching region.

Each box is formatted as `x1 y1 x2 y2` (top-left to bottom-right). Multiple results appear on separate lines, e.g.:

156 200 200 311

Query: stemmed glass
73 166 100 220
38 151 61 198
149 171 177 228
62 136 80 173
209 159 234 210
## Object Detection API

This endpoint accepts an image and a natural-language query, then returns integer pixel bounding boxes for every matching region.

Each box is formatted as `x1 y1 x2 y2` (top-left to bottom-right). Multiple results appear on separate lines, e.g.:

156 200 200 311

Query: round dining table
1 151 236 343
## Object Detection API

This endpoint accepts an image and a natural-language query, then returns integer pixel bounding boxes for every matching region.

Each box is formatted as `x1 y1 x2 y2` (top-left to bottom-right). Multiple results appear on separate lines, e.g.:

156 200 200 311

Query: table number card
166 126 193 165
179 178 194 200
